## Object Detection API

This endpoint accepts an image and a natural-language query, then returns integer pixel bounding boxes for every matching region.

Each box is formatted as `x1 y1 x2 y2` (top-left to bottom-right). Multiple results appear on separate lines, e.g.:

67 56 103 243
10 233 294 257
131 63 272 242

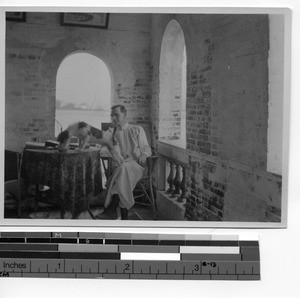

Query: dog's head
57 130 70 151
57 130 70 144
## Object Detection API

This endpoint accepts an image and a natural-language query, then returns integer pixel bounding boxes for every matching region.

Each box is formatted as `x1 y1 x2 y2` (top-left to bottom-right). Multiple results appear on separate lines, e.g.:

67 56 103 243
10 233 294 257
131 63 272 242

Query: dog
57 121 124 164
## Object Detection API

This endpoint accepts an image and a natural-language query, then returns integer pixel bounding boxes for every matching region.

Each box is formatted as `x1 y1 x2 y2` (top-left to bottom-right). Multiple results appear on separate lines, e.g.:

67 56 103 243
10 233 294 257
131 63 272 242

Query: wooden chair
99 154 158 216
133 155 158 212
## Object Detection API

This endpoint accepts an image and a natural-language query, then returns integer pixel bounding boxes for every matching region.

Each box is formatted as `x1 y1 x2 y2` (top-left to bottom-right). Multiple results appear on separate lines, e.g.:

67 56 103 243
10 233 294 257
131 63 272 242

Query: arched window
159 20 187 149
55 52 112 135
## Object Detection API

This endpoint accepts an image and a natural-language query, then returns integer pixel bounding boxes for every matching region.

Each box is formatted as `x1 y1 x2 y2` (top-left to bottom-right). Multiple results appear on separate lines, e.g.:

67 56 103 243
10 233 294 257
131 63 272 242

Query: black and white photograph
1 1 300 297
2 9 290 227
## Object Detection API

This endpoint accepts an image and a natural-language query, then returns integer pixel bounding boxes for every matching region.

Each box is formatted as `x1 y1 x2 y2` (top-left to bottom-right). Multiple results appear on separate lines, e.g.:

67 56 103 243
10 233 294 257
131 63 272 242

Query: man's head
111 105 127 127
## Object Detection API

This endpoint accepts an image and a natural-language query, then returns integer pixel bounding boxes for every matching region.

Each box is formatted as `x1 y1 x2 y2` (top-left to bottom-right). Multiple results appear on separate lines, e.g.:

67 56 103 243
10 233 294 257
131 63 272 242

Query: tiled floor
4 195 157 221
79 204 157 221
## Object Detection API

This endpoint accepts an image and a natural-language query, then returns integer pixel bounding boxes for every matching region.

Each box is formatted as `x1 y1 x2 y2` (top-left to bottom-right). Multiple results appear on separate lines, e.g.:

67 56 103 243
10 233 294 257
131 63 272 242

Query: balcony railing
165 158 187 203
156 142 189 206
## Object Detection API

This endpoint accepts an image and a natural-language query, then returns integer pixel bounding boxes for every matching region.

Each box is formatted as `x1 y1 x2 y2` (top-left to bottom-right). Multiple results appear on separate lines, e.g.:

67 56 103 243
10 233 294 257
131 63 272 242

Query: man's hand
138 154 147 167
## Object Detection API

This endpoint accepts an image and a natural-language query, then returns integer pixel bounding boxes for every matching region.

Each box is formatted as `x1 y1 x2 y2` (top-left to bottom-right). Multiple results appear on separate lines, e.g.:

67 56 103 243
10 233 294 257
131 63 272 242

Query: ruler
0 232 260 280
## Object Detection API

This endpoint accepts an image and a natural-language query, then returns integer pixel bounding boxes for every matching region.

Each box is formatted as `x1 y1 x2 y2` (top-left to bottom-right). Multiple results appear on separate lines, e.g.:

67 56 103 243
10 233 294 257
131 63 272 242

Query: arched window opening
159 20 187 149
55 52 112 136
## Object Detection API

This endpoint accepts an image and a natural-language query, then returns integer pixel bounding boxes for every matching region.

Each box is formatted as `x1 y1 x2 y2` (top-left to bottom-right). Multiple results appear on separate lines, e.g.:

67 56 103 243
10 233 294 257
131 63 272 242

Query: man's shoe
120 208 128 220
96 208 118 220
96 194 120 220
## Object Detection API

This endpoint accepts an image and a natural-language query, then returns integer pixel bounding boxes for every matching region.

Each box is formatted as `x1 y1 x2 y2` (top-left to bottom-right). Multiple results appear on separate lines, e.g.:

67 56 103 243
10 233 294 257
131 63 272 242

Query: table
98 147 113 181
21 147 103 219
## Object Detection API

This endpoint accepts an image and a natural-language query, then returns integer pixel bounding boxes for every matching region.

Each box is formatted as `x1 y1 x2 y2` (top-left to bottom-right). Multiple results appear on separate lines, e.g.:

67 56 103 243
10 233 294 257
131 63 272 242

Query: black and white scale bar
0 258 260 280
0 233 260 280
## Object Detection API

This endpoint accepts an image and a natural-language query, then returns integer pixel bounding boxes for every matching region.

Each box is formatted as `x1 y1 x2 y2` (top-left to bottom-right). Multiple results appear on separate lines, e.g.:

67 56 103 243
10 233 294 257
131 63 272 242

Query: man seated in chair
56 105 152 220
97 104 152 220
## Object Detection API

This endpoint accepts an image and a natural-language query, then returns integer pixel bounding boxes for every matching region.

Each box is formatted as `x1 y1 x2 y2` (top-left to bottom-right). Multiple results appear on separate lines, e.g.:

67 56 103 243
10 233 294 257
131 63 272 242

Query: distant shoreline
56 108 109 111
55 109 111 135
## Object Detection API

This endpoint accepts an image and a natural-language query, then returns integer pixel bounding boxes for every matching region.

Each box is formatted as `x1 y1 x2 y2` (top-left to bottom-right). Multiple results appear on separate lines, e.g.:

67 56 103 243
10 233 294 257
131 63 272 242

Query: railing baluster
171 163 181 198
166 159 175 194
178 166 187 203
163 156 188 205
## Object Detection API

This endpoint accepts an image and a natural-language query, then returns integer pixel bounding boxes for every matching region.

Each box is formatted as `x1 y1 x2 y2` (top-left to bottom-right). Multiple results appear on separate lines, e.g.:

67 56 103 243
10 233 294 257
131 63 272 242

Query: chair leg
149 179 156 212
138 181 156 213
86 194 96 219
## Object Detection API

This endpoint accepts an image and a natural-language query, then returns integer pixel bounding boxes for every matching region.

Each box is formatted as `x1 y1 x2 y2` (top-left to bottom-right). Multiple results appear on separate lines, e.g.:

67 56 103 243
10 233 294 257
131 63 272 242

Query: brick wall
151 14 282 222
5 12 151 152
185 156 281 222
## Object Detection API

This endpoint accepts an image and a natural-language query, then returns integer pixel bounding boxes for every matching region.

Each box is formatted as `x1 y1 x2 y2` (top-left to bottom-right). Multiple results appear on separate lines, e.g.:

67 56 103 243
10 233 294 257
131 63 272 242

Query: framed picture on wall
61 13 109 29
6 12 26 22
